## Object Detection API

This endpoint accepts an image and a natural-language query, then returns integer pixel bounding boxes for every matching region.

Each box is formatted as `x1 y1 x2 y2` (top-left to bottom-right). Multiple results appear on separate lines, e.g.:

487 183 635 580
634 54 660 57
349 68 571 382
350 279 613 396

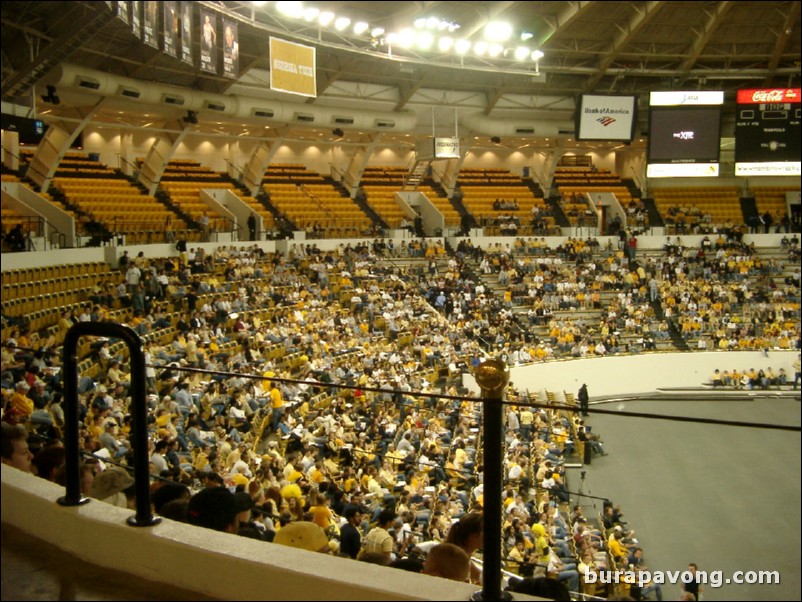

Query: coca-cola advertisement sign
737 88 801 104
735 87 801 175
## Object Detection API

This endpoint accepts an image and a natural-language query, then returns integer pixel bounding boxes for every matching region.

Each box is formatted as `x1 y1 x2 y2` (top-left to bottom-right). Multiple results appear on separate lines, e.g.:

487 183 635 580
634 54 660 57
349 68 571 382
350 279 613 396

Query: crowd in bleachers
708 356 801 389
449 229 800 365
1 235 634 595
2 222 800 599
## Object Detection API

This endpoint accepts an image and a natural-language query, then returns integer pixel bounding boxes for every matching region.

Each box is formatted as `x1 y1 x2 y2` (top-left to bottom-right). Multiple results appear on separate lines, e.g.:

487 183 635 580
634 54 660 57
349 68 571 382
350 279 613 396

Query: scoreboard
735 88 801 176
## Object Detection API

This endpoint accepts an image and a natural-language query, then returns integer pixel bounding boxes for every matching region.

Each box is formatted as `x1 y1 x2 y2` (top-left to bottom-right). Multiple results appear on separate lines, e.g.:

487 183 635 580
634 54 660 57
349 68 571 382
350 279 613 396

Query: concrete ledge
1 466 482 601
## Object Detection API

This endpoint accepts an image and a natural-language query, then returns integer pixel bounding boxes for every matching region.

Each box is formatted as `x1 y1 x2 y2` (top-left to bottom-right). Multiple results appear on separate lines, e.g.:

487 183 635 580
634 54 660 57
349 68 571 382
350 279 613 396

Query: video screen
1 114 47 145
647 106 721 162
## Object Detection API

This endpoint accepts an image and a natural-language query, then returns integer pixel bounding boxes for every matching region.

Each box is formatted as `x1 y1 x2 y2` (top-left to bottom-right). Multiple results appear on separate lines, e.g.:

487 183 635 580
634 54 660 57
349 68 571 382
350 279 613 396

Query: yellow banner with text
270 37 317 98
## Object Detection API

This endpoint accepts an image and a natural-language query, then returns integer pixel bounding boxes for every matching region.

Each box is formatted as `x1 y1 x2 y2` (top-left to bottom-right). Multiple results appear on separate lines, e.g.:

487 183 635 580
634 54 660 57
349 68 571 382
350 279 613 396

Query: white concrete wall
509 350 799 399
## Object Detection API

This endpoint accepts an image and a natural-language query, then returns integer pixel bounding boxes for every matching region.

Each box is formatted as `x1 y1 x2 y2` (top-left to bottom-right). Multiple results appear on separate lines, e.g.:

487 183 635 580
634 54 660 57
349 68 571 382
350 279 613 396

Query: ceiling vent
78 77 101 90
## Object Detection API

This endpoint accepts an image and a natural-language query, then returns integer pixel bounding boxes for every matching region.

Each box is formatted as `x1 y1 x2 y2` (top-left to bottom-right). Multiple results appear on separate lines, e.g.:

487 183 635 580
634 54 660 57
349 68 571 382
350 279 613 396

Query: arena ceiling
1 1 801 151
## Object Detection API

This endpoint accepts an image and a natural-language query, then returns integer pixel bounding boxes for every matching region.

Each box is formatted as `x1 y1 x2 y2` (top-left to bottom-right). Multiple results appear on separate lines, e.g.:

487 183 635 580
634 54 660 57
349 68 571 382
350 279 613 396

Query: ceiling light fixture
484 21 512 42
269 5 542 65
276 1 302 18
302 7 319 21
455 39 471 54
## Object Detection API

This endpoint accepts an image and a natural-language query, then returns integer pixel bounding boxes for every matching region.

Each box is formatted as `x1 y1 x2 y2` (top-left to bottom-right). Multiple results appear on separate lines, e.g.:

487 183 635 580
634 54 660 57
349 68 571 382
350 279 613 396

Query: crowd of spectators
709 353 801 389
2 228 799 597
1 236 625 594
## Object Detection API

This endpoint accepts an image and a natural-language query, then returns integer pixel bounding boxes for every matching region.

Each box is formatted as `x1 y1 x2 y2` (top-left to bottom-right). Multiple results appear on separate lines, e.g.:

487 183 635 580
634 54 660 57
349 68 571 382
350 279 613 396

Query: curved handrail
59 322 160 528
0 146 50 183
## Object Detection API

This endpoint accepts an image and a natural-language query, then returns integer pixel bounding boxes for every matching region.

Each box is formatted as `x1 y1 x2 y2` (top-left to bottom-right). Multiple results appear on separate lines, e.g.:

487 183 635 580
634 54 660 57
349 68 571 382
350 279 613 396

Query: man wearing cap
28 379 52 410
1 341 25 386
187 486 253 534
236 491 272 542
98 420 129 460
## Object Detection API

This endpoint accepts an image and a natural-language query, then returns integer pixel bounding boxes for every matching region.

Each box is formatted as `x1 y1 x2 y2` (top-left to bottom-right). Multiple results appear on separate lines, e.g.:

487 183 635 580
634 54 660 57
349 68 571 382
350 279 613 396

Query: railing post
59 322 161 527
472 357 512 601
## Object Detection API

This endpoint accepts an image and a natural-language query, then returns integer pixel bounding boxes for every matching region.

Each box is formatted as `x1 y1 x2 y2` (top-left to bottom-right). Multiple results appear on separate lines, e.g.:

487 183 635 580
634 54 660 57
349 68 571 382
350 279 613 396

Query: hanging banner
434 137 460 158
163 1 178 58
131 0 142 39
223 19 239 79
117 0 129 24
200 9 218 74
270 37 316 98
180 1 193 66
143 1 159 49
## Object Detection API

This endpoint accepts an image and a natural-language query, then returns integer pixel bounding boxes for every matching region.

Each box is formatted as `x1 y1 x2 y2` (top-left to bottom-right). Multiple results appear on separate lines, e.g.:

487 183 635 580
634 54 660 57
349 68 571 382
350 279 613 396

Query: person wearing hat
1 340 25 386
98 419 129 460
187 486 253 534
234 490 272 542
273 521 331 553
90 466 135 508
28 378 51 410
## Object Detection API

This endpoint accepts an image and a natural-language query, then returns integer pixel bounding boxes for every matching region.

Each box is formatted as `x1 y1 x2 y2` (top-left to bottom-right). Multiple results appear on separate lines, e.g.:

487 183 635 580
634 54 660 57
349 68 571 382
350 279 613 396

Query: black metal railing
53 319 514 597
58 322 160 527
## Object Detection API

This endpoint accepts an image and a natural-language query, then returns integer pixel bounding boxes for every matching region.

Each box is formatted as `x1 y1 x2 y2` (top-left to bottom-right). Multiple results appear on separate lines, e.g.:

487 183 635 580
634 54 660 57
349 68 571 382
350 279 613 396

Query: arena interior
1 2 801 601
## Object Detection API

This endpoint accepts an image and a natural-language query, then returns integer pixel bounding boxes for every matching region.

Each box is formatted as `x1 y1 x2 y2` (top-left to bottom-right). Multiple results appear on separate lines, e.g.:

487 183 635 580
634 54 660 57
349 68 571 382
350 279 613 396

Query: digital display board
1 114 47 145
734 88 801 176
647 91 723 178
